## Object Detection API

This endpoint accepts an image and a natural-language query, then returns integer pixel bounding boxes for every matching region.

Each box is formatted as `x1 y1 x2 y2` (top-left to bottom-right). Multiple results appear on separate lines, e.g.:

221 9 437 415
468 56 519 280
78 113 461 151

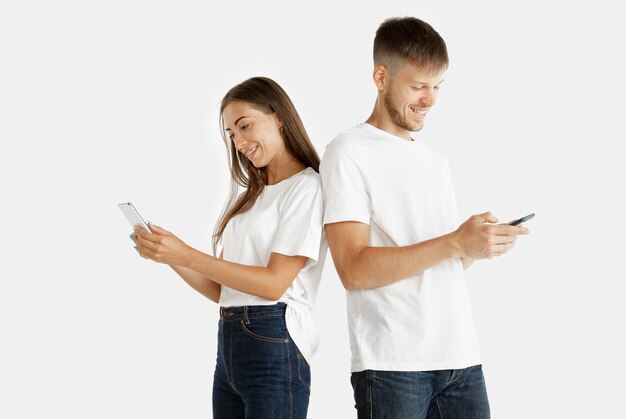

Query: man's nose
420 90 436 106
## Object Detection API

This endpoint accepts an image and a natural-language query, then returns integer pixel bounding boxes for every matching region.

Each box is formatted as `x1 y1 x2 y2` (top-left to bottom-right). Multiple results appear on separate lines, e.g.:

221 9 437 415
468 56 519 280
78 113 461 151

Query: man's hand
452 212 529 260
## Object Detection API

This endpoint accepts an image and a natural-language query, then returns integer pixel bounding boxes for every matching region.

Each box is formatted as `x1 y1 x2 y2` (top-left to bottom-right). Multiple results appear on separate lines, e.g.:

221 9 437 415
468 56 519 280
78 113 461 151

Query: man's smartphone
509 213 535 226
118 202 152 233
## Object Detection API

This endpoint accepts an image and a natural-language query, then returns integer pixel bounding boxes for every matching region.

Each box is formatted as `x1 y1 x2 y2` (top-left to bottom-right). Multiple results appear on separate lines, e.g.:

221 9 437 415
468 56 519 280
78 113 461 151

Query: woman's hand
131 224 195 266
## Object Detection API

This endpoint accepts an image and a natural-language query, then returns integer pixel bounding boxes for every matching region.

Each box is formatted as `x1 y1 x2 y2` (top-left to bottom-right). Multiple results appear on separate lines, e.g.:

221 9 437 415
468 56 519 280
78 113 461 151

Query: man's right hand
451 212 530 260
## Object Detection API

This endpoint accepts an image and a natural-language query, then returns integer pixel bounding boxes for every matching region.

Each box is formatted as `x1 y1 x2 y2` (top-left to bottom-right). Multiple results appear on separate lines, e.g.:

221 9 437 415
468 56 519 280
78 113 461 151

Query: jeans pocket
297 353 311 390
240 318 288 343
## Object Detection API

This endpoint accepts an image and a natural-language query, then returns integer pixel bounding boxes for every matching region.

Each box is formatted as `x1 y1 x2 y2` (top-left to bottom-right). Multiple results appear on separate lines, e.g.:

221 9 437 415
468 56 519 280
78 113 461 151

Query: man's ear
373 64 388 91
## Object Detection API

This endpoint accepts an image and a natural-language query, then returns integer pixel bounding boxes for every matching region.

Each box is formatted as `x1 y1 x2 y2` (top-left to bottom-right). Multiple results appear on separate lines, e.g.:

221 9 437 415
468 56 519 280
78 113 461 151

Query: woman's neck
266 154 306 185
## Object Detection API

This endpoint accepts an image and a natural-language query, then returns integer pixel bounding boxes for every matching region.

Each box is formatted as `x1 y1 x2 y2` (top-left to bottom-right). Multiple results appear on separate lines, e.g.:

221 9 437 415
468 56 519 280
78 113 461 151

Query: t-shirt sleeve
319 140 371 225
270 178 324 272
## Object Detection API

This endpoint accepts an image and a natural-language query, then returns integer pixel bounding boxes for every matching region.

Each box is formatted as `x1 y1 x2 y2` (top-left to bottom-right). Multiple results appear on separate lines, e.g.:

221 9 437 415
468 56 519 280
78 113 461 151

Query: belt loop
243 305 250 325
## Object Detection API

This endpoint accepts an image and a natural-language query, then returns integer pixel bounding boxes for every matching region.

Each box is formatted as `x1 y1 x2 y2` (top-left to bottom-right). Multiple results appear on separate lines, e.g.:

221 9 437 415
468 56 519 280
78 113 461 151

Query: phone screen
118 202 152 233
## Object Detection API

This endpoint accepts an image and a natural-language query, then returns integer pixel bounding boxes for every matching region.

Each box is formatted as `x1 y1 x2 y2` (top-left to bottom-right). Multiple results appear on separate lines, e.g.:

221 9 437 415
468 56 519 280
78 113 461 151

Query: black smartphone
509 213 535 226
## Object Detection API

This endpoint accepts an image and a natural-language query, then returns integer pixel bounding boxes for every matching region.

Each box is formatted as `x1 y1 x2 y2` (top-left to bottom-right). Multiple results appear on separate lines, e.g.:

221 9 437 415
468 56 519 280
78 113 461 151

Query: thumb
474 211 499 224
148 222 171 236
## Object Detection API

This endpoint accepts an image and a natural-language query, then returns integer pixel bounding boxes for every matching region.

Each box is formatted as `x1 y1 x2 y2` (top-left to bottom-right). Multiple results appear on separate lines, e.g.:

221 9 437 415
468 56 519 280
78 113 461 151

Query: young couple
132 16 529 419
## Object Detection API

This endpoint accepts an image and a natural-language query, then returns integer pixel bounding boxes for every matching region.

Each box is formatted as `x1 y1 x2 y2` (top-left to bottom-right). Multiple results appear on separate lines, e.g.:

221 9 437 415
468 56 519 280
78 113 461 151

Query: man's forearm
341 232 460 290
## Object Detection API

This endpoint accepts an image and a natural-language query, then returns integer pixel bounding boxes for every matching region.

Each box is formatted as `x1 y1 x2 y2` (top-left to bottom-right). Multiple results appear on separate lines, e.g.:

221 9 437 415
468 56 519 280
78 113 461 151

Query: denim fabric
212 303 311 419
351 365 490 419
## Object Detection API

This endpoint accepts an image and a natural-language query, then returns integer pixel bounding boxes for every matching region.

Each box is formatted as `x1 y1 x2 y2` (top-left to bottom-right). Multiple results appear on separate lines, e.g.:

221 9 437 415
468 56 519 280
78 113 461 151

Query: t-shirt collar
360 122 424 146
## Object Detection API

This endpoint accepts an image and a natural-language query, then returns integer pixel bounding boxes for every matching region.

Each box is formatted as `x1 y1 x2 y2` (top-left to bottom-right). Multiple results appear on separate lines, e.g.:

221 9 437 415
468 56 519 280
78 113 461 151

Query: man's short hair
374 17 449 74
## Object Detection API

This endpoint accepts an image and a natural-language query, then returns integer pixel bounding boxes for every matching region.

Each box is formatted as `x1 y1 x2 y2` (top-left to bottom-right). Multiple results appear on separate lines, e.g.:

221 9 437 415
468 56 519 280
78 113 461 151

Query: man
319 17 530 418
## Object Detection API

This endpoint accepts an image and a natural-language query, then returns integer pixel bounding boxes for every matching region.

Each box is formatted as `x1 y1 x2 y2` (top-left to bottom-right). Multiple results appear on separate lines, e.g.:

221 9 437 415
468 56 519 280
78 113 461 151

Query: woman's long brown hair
212 77 321 255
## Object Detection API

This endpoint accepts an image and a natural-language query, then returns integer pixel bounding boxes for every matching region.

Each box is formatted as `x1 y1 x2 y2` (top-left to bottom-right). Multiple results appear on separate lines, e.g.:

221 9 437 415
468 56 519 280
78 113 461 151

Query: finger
147 223 172 236
137 244 157 260
135 245 149 259
133 224 151 234
493 241 516 255
500 241 516 253
136 227 160 243
137 234 159 251
490 243 511 254
512 226 530 235
493 225 529 236
493 235 517 245
473 211 499 224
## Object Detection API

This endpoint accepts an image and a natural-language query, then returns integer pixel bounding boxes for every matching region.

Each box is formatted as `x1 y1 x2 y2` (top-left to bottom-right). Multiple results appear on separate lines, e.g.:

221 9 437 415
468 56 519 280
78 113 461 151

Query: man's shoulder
324 124 370 155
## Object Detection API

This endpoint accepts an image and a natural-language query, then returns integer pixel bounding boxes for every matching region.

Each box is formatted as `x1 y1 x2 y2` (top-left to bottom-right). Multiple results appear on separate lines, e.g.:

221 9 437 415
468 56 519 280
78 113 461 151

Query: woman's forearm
169 264 221 303
183 248 305 301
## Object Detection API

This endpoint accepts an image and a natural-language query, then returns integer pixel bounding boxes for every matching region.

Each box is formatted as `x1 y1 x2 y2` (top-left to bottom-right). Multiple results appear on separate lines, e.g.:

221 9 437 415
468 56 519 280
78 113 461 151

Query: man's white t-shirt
320 123 481 373
219 167 328 363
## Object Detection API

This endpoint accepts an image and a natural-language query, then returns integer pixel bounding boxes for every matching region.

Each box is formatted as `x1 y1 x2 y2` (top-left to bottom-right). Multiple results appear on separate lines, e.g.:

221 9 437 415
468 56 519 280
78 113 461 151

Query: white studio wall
1 1 625 418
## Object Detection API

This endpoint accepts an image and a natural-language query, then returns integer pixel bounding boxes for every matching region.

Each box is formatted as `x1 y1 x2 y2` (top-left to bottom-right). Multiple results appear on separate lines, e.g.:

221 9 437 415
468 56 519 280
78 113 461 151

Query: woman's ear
275 114 284 132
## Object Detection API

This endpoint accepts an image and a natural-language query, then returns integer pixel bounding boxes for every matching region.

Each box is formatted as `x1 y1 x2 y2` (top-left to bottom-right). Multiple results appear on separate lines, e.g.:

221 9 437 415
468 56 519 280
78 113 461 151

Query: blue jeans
212 303 311 419
351 365 490 419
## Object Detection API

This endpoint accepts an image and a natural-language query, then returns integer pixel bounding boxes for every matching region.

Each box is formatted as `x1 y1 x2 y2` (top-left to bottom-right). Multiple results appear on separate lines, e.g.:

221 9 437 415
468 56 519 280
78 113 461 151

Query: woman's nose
233 136 247 151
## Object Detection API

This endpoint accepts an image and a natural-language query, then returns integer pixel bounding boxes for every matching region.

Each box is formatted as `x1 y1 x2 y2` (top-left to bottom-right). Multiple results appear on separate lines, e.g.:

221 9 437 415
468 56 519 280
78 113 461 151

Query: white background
1 0 625 417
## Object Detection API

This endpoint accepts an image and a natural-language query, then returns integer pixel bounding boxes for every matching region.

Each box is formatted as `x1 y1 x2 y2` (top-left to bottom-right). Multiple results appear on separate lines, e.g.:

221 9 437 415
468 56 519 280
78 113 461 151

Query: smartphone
509 213 535 226
118 202 152 233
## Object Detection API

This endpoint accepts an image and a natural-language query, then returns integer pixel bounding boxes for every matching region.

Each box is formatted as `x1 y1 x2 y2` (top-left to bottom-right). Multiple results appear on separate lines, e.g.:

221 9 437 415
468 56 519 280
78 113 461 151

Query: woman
132 76 327 418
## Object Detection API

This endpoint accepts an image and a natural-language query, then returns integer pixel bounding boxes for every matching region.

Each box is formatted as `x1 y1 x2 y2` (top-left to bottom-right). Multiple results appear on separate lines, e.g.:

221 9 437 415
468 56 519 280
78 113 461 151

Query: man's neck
366 108 412 141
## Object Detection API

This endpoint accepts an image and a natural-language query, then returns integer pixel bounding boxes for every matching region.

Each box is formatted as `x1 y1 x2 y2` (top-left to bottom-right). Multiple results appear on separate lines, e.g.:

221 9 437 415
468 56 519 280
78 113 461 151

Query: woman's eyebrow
225 115 250 131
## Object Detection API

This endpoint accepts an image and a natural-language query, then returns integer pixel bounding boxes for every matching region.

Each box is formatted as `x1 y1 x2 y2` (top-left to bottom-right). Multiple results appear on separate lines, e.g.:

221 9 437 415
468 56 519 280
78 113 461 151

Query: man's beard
384 89 422 133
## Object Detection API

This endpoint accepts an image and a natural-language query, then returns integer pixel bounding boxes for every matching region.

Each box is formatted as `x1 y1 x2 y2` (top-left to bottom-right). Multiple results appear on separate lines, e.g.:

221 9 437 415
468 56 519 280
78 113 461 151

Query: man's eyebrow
225 115 249 131
412 79 445 85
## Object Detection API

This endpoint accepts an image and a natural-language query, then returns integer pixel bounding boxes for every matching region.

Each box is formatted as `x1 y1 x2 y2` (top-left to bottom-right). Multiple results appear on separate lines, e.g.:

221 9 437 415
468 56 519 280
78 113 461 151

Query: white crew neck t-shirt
219 167 328 363
320 123 481 372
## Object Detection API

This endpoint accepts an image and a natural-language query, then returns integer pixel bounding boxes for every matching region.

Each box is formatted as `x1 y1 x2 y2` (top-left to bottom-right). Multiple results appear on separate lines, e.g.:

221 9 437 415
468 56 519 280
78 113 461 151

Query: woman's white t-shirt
219 167 328 363
320 123 482 372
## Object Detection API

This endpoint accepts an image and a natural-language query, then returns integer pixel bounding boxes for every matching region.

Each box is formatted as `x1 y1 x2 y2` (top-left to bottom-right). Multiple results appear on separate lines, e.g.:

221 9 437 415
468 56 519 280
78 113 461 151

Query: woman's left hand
132 224 194 266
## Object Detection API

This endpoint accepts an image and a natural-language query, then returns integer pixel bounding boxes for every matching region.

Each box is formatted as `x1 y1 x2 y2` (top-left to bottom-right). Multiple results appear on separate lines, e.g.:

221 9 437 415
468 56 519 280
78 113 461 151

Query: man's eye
412 86 423 91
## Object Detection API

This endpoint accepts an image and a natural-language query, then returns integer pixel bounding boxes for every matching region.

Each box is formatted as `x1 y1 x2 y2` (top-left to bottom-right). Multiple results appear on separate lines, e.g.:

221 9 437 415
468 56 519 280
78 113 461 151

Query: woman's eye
228 134 234 141
241 124 250 130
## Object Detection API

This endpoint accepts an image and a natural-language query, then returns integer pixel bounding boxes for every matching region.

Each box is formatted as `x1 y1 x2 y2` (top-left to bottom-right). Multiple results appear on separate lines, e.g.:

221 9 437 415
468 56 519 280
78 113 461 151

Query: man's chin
393 116 424 133
407 121 424 133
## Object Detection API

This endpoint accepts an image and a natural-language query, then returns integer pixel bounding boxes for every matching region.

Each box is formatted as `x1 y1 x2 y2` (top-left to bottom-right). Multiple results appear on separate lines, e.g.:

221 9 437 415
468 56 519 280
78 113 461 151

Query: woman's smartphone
118 202 152 233
509 213 535 226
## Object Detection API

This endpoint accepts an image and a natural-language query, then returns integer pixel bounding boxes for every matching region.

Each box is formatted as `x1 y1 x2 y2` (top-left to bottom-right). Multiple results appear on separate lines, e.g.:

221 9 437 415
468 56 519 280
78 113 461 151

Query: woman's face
222 101 285 169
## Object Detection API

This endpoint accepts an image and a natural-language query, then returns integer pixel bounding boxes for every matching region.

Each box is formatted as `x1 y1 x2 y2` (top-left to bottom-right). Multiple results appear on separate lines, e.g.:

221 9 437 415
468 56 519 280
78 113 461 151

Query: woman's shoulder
291 167 322 190
279 167 322 203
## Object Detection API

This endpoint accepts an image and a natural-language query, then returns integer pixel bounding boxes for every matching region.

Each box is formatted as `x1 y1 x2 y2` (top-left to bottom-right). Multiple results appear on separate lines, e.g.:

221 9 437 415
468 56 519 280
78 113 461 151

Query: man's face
383 62 446 133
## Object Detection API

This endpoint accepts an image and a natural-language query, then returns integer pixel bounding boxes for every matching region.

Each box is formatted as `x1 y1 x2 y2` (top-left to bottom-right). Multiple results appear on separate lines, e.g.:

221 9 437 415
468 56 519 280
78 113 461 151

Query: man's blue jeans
212 303 311 419
351 365 490 419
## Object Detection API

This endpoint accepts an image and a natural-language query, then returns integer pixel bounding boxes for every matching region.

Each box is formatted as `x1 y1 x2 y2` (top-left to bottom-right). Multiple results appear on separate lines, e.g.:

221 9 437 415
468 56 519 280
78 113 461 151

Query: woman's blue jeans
212 303 311 419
